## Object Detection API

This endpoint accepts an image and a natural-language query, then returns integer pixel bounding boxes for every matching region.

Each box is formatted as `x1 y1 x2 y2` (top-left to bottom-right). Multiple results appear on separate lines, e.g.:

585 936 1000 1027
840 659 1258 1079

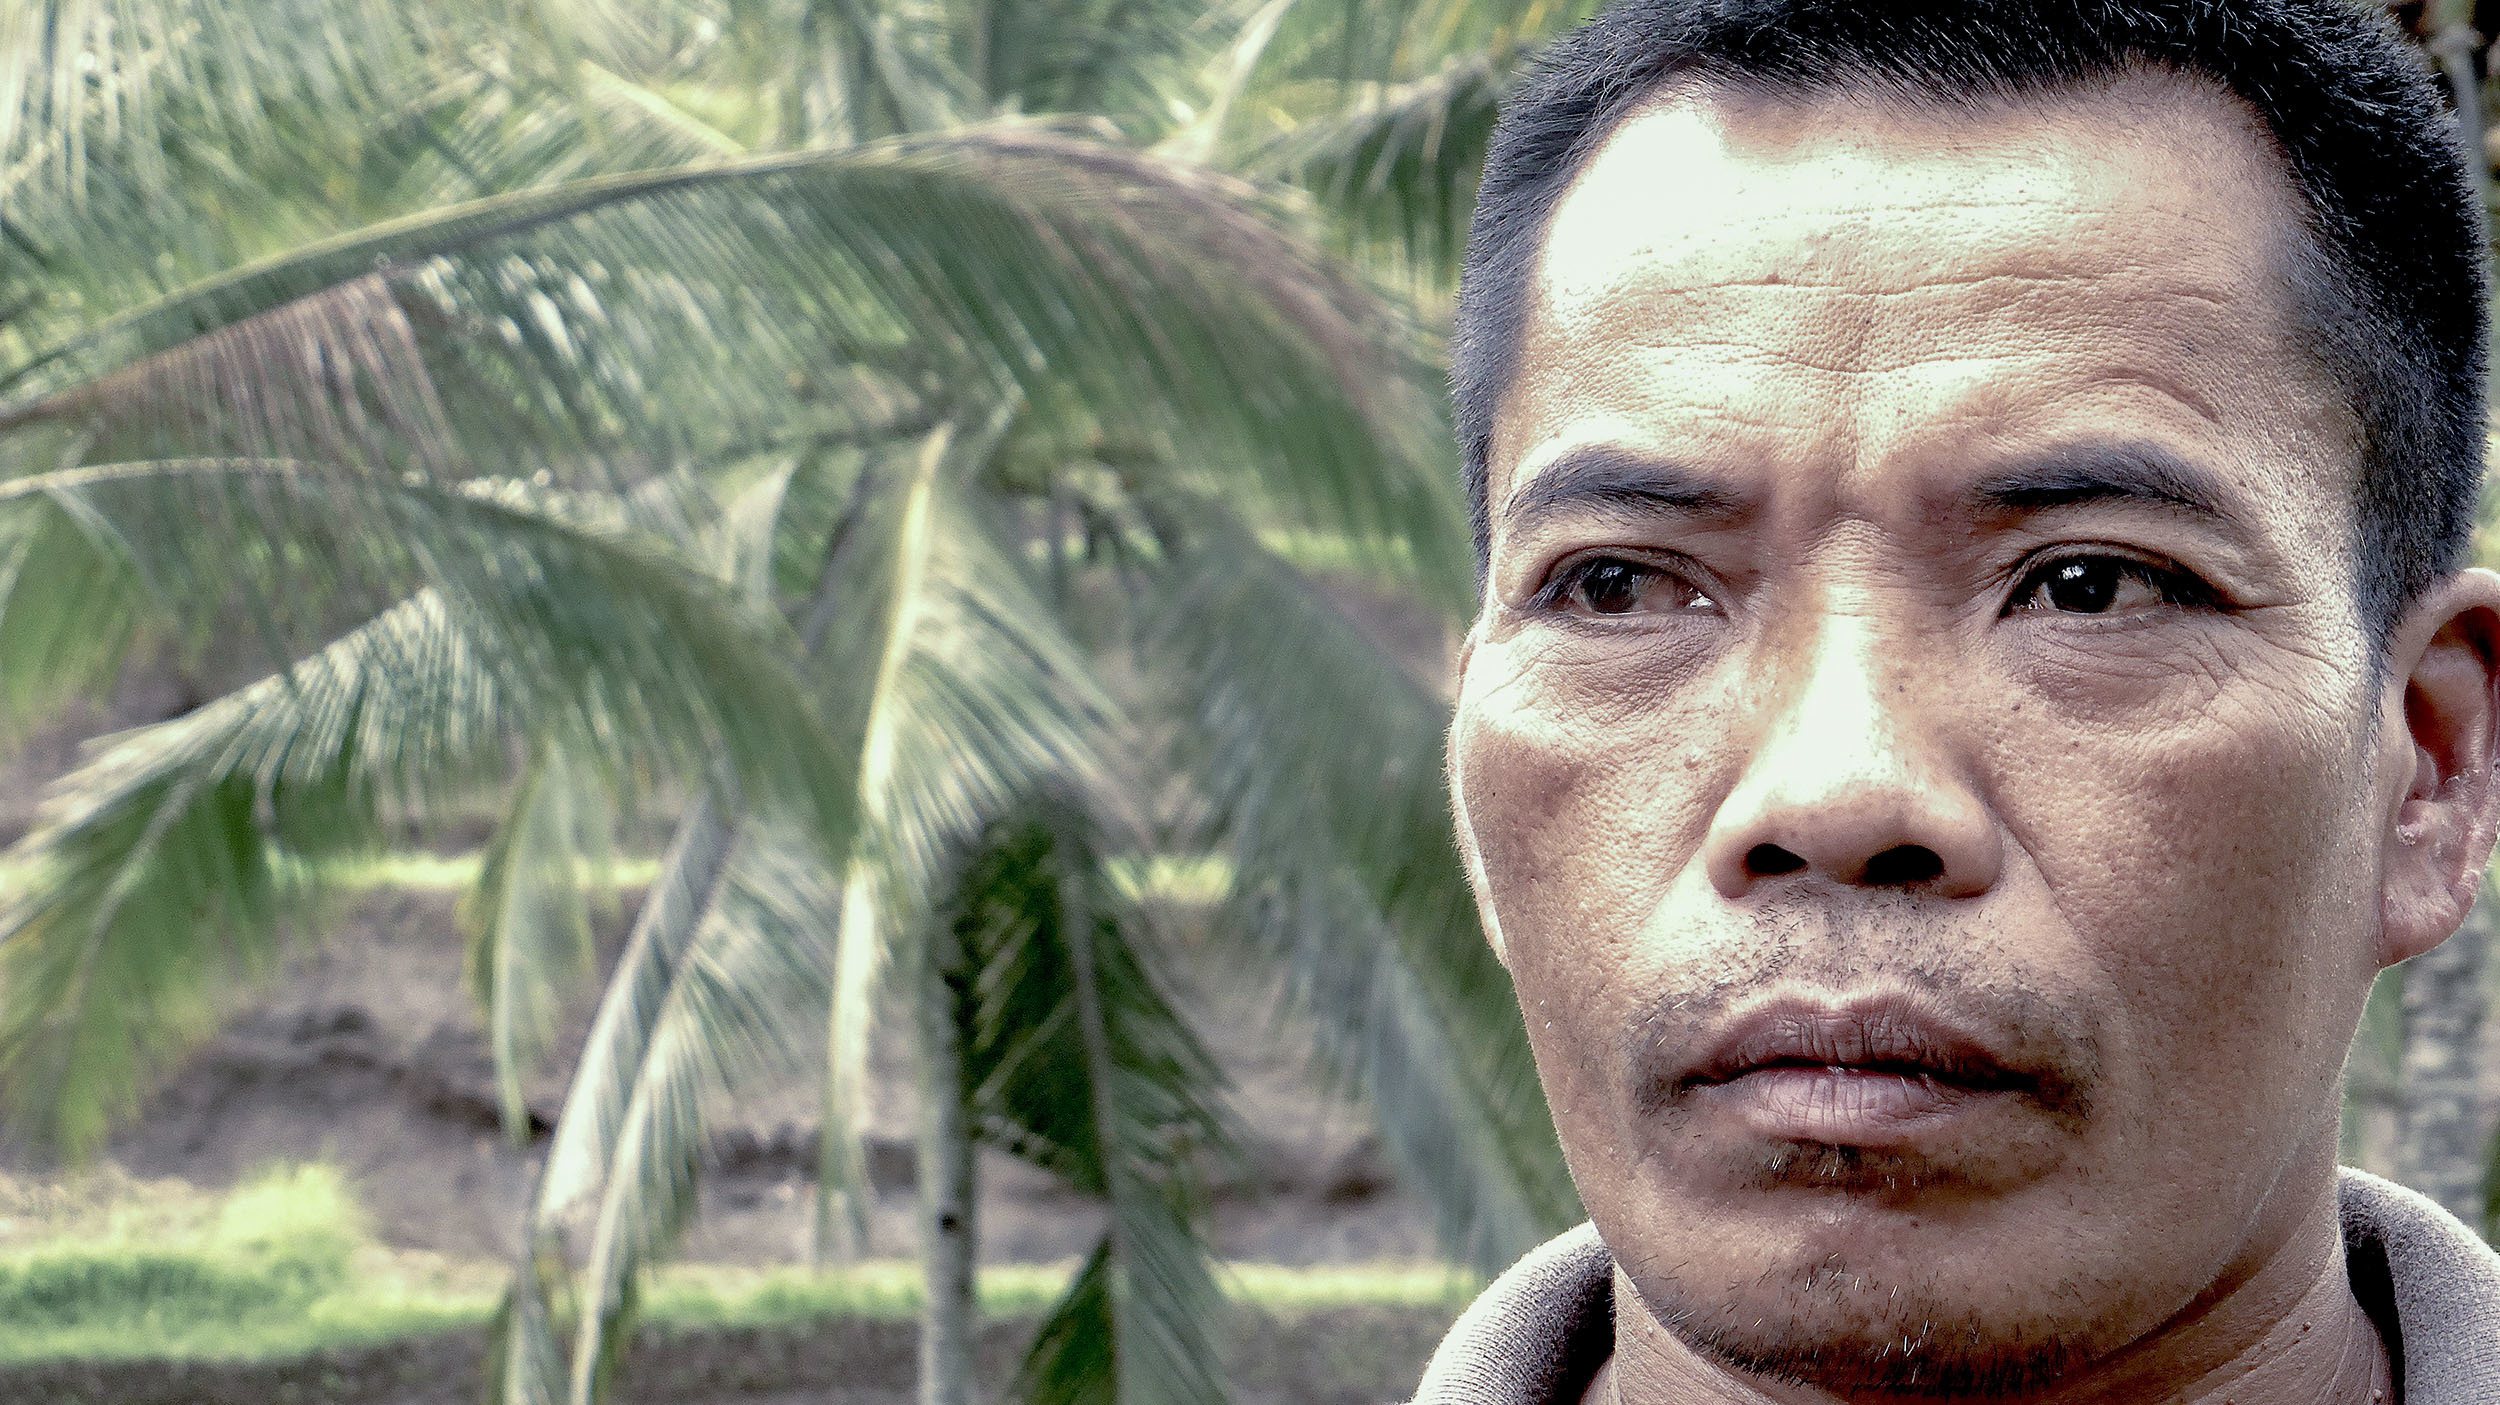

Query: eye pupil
2043 558 2121 613
1581 561 1647 614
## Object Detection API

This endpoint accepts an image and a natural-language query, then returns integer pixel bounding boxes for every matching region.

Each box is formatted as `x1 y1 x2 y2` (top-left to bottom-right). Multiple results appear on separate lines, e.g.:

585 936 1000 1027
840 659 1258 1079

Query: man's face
1449 73 2416 1391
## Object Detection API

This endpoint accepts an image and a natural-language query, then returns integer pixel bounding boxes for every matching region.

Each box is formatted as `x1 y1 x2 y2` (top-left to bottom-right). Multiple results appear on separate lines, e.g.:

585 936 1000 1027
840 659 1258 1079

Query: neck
1594 1205 2392 1405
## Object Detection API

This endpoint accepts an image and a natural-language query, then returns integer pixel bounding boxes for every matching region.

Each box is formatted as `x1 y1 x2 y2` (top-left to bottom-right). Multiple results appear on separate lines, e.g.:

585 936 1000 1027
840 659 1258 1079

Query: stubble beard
1629 1252 2119 1398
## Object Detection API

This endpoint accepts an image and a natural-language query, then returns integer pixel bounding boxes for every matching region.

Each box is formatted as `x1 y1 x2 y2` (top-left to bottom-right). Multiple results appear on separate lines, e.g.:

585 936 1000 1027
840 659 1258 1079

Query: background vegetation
0 2 2494 1403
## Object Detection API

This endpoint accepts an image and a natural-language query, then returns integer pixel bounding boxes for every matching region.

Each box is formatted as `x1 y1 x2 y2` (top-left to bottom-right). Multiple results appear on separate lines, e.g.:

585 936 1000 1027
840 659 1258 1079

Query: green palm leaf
0 459 869 1155
1247 48 1510 289
464 746 613 1143
0 593 467 1157
2 129 1457 586
951 794 1233 1405
505 422 1113 1403
1136 500 1582 1270
0 0 644 343
818 485 1124 1249
559 818 839 1405
513 430 948 1405
0 456 853 825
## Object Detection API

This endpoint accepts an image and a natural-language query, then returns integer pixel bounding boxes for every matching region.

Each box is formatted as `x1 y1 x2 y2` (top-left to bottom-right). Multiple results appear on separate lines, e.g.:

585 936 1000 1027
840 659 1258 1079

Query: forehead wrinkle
1519 263 2265 430
1508 72 2309 379
1499 271 2283 505
1487 73 2344 567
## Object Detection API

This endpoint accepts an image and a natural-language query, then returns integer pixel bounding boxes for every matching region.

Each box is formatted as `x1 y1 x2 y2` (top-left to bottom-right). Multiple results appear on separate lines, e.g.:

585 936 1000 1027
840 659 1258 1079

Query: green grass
0 1165 1474 1367
0 1165 484 1364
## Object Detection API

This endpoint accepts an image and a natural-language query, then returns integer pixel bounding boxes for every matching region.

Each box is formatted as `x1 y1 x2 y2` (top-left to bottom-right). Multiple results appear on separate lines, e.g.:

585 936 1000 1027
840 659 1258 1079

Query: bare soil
0 875 1440 1267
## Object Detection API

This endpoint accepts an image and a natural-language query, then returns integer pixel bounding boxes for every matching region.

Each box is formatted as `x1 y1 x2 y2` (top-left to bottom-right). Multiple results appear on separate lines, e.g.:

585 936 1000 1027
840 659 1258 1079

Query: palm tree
0 2 1596 1402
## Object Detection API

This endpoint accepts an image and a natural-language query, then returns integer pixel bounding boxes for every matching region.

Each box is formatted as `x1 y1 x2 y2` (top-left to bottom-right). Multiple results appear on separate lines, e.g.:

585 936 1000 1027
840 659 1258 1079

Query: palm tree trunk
914 929 980 1405
2399 895 2494 1232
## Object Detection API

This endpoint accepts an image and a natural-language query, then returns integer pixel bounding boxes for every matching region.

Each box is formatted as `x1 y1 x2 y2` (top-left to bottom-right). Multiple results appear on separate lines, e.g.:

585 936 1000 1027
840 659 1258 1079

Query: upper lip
1679 995 2033 1093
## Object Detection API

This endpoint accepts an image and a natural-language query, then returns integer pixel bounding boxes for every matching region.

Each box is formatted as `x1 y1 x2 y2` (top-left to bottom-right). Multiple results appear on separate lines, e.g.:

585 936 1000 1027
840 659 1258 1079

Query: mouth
1673 997 2041 1147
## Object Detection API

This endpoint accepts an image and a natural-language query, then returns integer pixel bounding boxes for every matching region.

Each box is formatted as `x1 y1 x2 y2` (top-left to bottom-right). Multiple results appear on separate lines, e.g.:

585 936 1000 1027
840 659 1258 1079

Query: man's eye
1540 556 1715 617
2006 554 2212 616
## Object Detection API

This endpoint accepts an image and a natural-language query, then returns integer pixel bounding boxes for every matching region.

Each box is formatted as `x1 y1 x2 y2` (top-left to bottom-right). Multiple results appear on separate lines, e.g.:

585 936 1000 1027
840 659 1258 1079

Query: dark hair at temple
1454 0 2488 641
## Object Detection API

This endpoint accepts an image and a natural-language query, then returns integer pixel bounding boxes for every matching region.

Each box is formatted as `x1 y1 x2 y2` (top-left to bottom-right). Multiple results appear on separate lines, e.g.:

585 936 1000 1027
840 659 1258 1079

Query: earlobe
2378 568 2500 969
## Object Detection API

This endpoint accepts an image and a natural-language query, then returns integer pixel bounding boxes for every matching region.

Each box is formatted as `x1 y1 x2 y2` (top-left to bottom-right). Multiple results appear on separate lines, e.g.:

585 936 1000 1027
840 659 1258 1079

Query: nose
1702 610 2001 901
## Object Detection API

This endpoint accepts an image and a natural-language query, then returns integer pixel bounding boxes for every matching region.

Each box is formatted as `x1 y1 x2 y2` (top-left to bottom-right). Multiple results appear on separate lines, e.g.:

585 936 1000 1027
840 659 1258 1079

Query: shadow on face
1446 67 2438 1392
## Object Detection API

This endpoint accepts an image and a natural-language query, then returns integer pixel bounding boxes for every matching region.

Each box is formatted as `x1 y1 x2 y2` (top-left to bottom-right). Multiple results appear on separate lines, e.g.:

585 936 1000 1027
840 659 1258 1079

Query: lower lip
1693 1066 2018 1145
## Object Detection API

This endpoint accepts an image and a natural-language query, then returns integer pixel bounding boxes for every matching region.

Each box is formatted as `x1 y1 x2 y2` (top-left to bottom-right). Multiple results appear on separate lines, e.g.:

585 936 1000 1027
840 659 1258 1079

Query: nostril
1863 844 1944 886
1745 843 1806 877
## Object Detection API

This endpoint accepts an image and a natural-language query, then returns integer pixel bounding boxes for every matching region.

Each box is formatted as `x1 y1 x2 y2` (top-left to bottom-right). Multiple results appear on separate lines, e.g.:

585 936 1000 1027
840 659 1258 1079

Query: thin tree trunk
915 928 980 1405
2398 895 2494 1233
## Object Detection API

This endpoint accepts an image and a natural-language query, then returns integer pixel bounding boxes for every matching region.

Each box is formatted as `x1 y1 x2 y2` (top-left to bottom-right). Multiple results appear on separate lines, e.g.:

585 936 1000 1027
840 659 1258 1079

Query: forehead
1492 69 2352 536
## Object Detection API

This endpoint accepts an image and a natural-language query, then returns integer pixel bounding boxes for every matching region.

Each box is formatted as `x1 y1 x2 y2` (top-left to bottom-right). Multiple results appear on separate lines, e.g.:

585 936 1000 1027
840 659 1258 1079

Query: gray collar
1414 1168 2500 1403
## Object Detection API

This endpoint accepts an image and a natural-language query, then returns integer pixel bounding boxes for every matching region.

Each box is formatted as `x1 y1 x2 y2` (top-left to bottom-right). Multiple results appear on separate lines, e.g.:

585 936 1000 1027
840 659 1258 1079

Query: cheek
1454 643 1737 951
1452 644 1743 1094
1989 630 2380 1120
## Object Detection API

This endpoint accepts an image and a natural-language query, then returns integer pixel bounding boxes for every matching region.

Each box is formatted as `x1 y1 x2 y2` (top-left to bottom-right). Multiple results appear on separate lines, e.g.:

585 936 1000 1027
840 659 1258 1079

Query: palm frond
0 456 880 1155
0 456 855 833
808 0 975 141
0 592 476 1157
1274 865 1579 1272
806 435 1121 1253
0 0 435 217
525 793 738 1264
372 59 748 212
507 426 954 1403
805 425 948 1255
950 795 1233 1405
815 858 886 1258
2 127 1461 592
1135 499 1581 1270
951 0 1224 134
1246 48 1509 291
483 1242 572 1405
1235 0 1588 95
464 746 612 1143
562 825 840 1405
0 0 660 343
0 486 146 740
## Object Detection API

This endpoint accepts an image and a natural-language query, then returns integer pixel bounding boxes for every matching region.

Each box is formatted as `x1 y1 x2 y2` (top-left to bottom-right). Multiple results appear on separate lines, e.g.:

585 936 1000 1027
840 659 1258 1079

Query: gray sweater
1413 1169 2500 1403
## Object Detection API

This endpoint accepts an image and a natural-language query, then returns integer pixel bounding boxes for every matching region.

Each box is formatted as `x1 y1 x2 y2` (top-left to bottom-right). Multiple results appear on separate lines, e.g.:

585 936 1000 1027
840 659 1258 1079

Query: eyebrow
1500 446 1748 534
1963 444 2238 526
1501 440 2246 539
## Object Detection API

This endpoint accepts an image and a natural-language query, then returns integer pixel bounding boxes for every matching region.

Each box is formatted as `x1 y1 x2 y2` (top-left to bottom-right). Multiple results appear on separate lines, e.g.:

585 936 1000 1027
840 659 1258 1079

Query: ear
2377 567 2500 969
1445 630 1511 967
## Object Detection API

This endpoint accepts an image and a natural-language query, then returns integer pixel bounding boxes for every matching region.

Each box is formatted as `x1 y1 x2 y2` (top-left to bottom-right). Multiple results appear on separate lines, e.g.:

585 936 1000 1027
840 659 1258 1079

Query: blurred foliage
0 1 1600 1403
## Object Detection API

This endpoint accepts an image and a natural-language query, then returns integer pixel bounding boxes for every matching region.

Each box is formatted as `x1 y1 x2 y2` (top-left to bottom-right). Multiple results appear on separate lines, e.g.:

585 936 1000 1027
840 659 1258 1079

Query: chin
1626 1252 2119 1397
1605 1165 2155 1399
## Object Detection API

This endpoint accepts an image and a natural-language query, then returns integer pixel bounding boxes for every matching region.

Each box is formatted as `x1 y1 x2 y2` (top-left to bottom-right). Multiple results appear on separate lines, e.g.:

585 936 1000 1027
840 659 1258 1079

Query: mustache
1623 947 2104 1127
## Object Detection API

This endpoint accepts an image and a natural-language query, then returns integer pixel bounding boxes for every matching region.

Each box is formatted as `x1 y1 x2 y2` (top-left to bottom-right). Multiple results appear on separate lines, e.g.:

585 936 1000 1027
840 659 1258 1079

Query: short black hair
1455 0 2488 642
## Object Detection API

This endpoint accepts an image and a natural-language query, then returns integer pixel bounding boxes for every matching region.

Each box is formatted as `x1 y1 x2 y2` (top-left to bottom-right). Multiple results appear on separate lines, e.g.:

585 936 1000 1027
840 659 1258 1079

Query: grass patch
0 1166 1473 1367
0 1166 486 1365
